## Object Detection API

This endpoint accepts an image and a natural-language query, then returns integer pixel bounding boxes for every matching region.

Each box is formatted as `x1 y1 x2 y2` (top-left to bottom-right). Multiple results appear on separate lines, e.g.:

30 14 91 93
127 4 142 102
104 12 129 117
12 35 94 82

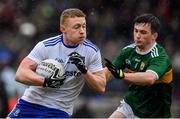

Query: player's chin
136 45 144 50
78 41 84 44
78 38 85 44
135 42 142 47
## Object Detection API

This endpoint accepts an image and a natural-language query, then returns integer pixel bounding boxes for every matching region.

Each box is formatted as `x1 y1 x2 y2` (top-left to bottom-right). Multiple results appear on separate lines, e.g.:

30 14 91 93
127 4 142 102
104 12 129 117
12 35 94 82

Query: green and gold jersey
113 42 173 118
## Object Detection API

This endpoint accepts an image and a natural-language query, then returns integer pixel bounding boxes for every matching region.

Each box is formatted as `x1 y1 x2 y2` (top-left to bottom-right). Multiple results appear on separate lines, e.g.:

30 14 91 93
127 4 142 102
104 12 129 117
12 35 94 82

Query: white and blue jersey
13 34 103 117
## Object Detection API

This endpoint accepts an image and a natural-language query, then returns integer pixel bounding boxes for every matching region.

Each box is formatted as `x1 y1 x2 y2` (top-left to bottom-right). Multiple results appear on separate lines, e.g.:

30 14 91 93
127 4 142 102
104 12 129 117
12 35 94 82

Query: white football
36 59 65 80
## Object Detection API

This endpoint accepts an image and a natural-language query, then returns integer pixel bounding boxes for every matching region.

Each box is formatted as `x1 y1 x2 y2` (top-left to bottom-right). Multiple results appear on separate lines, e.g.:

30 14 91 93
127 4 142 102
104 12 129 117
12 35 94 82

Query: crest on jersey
13 108 20 117
140 62 145 70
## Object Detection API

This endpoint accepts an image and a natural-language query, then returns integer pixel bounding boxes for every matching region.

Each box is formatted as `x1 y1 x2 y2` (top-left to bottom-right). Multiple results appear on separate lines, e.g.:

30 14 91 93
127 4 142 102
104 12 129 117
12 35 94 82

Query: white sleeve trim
146 70 159 80
27 56 41 64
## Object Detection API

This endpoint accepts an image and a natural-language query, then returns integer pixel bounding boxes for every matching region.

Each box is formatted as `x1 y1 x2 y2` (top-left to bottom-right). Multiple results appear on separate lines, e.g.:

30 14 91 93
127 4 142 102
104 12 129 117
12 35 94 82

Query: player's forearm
15 68 44 86
124 72 157 85
103 67 113 82
15 57 44 86
83 71 106 94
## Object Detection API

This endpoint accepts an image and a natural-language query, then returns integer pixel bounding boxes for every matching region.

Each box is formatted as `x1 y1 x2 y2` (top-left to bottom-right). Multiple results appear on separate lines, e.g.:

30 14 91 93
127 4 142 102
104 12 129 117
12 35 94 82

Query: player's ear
152 32 158 40
60 25 65 33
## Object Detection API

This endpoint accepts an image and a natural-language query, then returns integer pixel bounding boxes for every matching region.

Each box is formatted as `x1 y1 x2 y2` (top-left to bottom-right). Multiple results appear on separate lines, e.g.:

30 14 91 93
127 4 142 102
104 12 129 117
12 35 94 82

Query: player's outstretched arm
15 57 44 86
104 58 157 85
124 71 157 85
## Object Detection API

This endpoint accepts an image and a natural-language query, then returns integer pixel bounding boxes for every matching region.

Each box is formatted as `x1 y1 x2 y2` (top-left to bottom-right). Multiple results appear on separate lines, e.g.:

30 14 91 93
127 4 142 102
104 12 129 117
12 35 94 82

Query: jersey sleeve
113 48 127 69
87 50 103 72
27 42 47 63
147 52 171 79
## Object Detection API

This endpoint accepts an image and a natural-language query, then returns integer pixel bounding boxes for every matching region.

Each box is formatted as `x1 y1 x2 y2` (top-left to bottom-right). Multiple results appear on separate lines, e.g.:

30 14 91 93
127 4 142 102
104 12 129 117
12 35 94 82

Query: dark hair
133 14 161 33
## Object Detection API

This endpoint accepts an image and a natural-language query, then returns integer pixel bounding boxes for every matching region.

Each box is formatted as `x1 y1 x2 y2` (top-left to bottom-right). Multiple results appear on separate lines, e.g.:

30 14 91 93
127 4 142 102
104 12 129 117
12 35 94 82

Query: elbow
146 77 156 85
93 78 106 94
97 82 106 94
97 87 105 95
98 80 106 94
15 74 20 82
15 72 22 82
145 72 157 85
94 84 106 95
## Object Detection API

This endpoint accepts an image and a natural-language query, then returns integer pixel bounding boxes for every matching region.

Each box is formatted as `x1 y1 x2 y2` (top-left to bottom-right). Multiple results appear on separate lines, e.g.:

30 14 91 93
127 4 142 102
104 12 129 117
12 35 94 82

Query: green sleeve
112 48 127 69
147 51 171 78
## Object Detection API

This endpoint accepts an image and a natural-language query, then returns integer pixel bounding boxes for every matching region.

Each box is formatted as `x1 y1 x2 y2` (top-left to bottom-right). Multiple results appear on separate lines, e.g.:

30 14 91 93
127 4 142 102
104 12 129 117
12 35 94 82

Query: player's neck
136 42 156 54
63 39 79 47
146 42 156 51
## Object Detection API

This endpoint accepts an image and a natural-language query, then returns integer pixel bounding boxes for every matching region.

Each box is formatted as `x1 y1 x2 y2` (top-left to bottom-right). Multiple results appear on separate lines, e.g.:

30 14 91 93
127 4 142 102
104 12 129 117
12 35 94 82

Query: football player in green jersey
104 14 173 118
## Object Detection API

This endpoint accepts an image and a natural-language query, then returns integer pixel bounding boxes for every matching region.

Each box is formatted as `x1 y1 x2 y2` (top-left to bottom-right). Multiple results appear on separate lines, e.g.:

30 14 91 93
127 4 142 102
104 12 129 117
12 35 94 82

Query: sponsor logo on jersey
65 71 81 77
125 59 131 65
55 57 83 77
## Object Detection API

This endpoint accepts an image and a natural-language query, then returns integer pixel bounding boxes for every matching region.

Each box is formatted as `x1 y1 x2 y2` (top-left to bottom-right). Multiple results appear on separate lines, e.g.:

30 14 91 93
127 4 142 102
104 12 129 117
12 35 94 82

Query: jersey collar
136 42 157 55
62 34 79 48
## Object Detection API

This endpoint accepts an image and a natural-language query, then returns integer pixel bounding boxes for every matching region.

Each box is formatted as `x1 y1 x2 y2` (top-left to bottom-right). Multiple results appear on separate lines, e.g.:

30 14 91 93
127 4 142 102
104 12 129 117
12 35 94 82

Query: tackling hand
104 58 124 79
43 69 65 88
68 52 87 74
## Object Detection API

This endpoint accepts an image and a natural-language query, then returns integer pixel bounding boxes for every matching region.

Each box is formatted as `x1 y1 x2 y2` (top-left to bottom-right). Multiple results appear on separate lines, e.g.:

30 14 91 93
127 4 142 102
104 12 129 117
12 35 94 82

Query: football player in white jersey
8 8 106 118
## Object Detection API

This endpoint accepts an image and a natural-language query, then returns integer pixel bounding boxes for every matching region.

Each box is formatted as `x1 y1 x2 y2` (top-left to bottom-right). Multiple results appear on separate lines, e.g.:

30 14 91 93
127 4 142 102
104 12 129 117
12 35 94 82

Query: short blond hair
60 8 86 25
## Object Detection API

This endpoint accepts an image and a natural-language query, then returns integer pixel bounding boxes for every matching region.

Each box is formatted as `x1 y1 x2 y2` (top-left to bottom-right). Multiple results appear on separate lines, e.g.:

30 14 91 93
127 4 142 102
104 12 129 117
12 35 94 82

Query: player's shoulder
150 42 168 58
82 39 99 52
41 35 63 47
122 43 136 51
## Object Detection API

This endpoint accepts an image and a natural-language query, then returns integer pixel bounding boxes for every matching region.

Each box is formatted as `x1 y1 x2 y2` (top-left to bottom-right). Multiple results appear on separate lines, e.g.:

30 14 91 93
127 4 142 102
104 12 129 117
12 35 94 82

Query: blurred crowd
0 0 180 117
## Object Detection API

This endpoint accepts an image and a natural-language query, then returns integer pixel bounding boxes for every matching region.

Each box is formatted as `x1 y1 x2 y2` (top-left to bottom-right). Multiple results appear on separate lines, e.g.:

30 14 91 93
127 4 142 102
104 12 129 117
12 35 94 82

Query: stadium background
0 0 180 117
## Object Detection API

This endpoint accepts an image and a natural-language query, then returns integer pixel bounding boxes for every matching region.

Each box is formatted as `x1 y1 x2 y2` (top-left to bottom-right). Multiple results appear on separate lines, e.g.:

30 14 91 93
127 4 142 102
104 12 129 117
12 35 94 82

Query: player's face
133 23 157 52
61 17 86 45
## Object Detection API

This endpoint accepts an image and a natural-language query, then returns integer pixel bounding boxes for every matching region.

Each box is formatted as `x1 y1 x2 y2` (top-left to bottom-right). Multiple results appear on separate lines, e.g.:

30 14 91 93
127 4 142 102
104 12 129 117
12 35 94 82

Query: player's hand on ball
104 58 124 79
68 52 87 74
43 69 65 88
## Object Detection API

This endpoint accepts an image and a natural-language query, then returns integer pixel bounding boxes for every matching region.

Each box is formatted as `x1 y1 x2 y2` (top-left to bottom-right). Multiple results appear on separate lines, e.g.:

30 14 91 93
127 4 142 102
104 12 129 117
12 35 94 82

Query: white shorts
116 100 139 118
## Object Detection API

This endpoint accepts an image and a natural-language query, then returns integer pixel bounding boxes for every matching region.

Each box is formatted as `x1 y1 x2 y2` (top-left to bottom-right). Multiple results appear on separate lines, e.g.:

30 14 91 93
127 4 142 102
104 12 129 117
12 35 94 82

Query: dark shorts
8 99 69 118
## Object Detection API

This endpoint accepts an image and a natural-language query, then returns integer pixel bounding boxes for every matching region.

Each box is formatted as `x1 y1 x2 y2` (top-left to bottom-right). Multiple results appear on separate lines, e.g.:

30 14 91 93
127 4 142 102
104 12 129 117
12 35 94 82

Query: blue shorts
8 99 69 118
